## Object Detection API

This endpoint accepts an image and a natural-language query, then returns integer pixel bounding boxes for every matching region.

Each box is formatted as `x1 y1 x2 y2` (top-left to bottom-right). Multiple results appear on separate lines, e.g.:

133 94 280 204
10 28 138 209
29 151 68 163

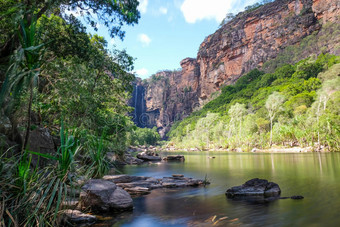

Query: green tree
0 18 46 151
265 92 285 146
228 103 247 143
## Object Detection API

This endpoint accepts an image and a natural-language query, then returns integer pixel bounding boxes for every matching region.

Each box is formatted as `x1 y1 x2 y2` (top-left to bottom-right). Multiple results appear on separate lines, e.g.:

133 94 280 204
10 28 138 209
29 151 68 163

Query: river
96 152 340 226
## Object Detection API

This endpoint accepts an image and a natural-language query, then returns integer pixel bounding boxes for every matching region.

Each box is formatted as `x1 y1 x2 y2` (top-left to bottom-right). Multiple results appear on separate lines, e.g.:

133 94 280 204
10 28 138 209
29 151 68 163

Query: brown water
97 152 340 227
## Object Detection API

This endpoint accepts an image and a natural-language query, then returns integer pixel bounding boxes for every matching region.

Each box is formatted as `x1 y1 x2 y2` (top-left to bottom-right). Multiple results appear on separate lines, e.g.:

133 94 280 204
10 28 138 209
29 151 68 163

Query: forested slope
168 53 340 151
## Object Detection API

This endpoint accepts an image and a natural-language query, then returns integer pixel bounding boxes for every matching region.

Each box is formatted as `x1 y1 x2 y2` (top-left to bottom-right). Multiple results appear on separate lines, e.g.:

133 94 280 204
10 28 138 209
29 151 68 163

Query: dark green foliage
292 58 323 80
184 86 192 93
28 120 80 178
87 131 110 178
1 0 140 41
150 74 165 84
130 127 161 146
0 122 80 226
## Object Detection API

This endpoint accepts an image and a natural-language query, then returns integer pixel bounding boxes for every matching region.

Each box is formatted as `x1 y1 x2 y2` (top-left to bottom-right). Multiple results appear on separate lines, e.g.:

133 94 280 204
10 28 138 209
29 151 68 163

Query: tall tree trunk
22 87 33 151
316 97 321 150
270 118 273 146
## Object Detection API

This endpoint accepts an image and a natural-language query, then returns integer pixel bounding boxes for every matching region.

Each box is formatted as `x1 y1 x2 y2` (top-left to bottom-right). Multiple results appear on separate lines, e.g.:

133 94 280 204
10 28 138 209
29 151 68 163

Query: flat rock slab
226 178 281 198
125 187 151 196
163 155 185 161
136 151 161 161
79 179 133 213
103 175 148 183
136 154 162 161
61 209 96 225
103 174 208 196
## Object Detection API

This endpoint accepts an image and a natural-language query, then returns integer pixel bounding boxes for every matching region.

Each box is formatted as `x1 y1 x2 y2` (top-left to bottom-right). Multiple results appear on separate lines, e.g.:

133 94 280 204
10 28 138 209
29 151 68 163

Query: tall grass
0 120 80 226
29 120 80 178
87 131 110 178
0 151 67 226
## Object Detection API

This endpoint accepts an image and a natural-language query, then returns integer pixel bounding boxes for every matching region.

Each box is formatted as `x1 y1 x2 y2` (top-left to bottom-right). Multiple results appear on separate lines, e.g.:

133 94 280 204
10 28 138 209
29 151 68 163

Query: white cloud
138 0 148 14
181 0 232 23
138 33 151 46
159 7 168 15
180 0 260 24
135 68 149 77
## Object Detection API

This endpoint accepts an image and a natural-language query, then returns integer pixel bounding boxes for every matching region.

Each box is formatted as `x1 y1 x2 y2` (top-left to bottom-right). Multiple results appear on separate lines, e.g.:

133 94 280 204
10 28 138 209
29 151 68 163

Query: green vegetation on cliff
168 54 340 151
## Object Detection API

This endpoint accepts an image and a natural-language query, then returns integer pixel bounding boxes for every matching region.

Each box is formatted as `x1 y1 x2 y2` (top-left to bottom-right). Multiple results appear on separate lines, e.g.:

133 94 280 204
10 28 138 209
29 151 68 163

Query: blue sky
82 0 260 79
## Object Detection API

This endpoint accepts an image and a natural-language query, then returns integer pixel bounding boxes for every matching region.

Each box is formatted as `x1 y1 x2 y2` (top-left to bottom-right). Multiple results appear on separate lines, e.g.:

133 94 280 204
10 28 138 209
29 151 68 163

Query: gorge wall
132 0 340 138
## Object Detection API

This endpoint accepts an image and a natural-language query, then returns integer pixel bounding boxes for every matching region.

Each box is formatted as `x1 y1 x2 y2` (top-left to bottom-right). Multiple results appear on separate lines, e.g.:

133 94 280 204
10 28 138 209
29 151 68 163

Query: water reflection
96 153 340 226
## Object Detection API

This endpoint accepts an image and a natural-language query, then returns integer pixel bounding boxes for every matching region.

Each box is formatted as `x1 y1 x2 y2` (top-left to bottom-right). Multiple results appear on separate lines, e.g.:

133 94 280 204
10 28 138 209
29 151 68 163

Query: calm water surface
97 152 340 227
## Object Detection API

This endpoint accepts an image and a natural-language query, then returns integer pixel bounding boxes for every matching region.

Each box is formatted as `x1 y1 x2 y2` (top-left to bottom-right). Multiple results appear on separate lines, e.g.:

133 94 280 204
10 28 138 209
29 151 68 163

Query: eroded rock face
79 179 133 213
143 58 200 138
132 0 339 138
226 178 281 198
27 127 56 166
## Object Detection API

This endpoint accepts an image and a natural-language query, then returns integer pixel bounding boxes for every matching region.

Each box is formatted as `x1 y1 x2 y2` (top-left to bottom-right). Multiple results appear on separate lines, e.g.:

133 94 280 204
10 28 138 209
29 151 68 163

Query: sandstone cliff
134 0 340 137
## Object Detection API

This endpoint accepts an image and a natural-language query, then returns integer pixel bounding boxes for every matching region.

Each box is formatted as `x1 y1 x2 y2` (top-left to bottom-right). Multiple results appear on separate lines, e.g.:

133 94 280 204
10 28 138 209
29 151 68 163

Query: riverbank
125 144 331 156
90 152 340 226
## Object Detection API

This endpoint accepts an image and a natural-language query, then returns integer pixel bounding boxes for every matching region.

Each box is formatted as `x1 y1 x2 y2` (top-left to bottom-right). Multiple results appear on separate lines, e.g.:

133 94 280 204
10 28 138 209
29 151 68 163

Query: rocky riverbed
62 174 208 225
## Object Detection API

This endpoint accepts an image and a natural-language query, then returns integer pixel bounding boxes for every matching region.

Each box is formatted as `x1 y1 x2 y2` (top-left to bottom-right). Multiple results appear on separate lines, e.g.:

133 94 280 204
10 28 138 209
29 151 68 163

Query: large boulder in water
79 179 133 213
226 178 281 198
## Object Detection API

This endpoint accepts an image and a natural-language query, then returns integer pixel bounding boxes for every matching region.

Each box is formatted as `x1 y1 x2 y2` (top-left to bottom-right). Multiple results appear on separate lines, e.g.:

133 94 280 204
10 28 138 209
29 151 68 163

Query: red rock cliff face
141 0 339 137
143 58 200 137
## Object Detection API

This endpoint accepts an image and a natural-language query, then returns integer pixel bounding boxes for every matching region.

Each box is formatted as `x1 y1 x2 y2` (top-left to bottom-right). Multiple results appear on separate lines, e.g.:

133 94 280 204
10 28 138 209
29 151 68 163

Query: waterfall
130 84 146 127
141 87 144 116
134 84 138 119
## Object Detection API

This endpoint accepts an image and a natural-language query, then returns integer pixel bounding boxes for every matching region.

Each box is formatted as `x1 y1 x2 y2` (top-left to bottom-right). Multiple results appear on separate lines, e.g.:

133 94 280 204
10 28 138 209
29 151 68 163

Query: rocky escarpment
134 0 340 137
141 58 200 137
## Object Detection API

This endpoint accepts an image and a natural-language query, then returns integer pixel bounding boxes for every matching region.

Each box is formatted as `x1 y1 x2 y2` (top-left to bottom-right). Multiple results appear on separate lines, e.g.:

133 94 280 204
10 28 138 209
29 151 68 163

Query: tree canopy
0 0 140 60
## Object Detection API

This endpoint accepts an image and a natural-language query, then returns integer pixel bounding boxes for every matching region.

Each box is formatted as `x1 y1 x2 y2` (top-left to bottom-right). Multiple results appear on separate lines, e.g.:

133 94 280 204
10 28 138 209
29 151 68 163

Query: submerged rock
291 195 304 200
79 179 133 213
163 155 185 161
226 178 281 198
